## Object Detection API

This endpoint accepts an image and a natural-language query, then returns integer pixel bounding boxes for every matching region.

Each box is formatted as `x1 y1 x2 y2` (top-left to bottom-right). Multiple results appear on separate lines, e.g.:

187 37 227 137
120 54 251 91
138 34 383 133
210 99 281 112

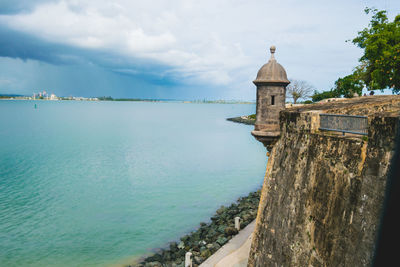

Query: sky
0 0 399 100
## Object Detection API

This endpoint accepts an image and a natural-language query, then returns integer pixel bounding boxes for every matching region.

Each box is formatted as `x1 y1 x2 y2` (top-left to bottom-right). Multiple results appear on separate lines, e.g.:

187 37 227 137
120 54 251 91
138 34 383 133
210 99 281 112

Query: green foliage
303 100 313 104
98 96 114 101
248 114 256 120
311 89 339 102
351 8 400 93
313 72 364 101
334 73 364 98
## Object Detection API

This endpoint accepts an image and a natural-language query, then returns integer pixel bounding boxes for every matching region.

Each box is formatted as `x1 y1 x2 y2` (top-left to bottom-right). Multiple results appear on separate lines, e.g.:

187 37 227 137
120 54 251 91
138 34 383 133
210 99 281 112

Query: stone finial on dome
269 46 276 60
253 45 289 85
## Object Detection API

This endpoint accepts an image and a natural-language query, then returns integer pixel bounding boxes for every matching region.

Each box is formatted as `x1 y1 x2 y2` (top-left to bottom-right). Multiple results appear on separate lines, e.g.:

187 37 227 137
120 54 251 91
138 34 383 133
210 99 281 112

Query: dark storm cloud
0 0 59 14
0 25 180 87
0 26 78 64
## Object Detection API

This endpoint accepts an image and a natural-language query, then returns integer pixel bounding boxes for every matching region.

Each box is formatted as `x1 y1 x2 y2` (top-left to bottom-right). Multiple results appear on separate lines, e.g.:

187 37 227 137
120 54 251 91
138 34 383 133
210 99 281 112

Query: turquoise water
0 101 266 267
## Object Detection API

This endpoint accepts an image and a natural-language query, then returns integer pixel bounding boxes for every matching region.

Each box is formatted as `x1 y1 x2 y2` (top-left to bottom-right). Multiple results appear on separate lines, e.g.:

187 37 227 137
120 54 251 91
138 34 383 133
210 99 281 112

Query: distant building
50 94 58 100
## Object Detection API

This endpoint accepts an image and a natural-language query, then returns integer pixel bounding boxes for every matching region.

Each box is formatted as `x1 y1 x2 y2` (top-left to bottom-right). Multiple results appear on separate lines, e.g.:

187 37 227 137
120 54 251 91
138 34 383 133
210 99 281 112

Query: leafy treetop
352 8 400 93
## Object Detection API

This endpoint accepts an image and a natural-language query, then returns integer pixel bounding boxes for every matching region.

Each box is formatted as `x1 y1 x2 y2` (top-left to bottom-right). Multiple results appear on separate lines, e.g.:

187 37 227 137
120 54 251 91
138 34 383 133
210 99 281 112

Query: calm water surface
0 101 266 267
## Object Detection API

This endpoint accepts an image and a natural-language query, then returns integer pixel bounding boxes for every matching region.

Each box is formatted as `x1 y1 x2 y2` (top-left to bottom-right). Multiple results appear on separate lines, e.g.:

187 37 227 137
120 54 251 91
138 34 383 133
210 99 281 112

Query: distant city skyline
0 0 399 100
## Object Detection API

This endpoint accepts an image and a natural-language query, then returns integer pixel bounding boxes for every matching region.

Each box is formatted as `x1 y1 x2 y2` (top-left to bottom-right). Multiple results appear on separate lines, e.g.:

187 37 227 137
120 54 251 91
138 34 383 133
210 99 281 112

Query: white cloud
1 0 400 98
0 0 252 86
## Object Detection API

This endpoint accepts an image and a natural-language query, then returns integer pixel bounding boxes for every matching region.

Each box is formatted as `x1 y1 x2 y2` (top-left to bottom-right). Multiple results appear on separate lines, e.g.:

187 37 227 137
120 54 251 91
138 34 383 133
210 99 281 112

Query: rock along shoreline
129 189 261 267
226 116 255 125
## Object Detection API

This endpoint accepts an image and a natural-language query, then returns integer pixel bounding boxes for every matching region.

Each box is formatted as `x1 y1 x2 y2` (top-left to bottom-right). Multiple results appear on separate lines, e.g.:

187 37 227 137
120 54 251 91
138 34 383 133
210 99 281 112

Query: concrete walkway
199 220 255 267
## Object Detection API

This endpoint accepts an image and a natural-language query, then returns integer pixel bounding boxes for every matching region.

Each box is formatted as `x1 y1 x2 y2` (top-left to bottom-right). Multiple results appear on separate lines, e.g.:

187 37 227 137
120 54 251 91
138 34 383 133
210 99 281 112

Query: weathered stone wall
255 85 286 132
248 109 399 266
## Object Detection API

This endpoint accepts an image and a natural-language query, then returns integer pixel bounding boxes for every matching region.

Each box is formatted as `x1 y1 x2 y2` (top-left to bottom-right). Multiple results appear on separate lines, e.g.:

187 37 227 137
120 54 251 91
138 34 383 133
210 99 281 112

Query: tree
286 79 315 104
311 89 340 102
334 73 364 98
351 8 400 93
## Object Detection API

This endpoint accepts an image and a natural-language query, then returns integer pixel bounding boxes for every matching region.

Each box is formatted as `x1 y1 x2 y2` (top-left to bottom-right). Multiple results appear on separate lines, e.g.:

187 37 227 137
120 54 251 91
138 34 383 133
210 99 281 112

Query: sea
0 100 266 267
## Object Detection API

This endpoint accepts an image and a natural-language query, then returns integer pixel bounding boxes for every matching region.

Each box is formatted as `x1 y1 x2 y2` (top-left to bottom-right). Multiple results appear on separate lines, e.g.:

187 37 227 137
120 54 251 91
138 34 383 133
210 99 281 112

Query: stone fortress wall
248 95 400 266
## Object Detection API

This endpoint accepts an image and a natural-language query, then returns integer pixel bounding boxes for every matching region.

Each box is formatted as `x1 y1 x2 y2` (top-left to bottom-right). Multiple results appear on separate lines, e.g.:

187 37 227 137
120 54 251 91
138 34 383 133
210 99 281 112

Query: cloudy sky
0 0 399 100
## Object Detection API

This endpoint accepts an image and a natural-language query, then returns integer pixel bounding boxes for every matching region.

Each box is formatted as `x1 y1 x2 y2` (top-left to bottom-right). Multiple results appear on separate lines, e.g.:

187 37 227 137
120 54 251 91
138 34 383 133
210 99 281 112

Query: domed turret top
253 46 289 85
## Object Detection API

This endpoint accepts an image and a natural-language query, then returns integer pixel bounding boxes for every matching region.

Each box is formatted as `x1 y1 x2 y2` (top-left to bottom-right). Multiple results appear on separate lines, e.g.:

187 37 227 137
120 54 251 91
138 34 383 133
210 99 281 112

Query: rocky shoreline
129 189 261 267
226 116 255 125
